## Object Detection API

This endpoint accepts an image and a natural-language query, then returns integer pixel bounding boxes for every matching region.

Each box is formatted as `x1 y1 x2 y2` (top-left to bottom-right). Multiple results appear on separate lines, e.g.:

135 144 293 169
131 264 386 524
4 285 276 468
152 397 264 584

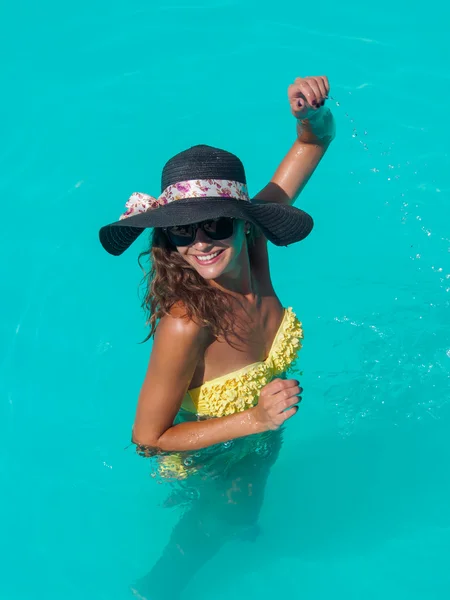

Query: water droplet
183 457 194 466
222 441 233 449
352 130 358 138
335 101 340 107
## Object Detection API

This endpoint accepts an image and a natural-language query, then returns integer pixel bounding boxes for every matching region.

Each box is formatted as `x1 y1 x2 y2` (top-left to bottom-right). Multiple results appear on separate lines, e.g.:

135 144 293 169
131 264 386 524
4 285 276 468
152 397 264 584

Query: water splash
330 95 368 149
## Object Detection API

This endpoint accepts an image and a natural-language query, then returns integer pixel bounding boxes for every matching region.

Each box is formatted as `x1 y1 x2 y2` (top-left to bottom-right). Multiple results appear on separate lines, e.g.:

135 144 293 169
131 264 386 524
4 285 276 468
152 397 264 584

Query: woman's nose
193 227 214 246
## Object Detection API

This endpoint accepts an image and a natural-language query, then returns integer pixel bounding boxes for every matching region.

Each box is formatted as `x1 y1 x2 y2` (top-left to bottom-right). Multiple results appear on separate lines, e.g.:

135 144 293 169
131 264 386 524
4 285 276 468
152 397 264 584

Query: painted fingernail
297 99 303 108
311 99 317 106
321 100 325 106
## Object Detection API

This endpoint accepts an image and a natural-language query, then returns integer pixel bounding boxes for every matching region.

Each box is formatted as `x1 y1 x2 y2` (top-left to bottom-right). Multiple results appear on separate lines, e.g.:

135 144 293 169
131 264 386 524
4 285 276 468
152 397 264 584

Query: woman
100 75 335 598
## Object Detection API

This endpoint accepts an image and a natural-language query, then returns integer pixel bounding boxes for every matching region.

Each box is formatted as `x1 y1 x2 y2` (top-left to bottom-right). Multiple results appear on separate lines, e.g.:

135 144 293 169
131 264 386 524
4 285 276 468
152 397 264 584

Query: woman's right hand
288 76 330 120
251 378 302 432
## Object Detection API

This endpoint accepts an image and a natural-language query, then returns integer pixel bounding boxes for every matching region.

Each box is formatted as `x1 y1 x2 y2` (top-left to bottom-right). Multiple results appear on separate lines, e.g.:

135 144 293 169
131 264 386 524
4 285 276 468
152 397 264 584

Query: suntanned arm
132 313 261 452
254 107 335 207
249 76 335 272
132 312 301 452
254 75 335 206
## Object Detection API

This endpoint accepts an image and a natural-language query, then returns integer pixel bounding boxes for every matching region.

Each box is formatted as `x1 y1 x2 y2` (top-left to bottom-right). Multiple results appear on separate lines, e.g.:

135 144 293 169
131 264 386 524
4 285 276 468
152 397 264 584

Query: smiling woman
168 215 251 303
98 75 335 599
167 216 244 272
98 75 335 458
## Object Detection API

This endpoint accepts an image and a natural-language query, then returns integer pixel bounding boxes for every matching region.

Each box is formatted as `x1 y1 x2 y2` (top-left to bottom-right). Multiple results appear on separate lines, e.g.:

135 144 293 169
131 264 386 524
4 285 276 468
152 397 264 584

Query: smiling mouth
192 249 224 265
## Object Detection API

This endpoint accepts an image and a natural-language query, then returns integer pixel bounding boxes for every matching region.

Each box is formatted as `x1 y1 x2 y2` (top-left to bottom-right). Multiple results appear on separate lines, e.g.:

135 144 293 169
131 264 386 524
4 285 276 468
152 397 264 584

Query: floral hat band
119 179 250 220
99 145 314 257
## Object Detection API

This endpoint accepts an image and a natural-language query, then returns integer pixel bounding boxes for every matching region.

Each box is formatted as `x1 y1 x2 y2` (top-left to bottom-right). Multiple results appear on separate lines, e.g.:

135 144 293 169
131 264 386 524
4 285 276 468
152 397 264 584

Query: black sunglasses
164 217 235 247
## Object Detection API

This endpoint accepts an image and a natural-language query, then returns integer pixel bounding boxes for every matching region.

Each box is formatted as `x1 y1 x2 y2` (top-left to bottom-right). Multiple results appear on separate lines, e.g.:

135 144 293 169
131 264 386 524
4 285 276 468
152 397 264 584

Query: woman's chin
194 264 227 280
190 252 230 279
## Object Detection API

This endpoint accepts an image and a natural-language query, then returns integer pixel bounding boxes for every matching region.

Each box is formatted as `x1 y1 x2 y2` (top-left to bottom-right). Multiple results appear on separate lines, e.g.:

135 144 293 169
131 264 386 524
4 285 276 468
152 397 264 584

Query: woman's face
175 219 248 280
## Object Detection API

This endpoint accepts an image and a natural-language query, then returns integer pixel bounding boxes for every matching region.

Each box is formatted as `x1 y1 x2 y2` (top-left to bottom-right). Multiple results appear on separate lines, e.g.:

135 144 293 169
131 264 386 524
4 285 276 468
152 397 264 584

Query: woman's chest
189 298 285 389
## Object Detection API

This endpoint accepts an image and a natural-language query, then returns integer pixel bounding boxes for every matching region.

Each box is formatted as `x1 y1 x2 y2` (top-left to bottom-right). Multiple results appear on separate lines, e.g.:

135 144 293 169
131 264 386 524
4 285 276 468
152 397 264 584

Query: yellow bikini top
181 307 303 418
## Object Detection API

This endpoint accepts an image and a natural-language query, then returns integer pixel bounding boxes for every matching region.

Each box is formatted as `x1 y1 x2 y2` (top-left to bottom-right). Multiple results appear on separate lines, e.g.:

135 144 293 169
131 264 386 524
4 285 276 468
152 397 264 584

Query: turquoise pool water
2 1 450 598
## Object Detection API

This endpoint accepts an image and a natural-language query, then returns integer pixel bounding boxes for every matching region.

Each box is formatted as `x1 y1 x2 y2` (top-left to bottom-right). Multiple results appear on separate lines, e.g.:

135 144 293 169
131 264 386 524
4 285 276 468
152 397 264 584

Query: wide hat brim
99 197 313 256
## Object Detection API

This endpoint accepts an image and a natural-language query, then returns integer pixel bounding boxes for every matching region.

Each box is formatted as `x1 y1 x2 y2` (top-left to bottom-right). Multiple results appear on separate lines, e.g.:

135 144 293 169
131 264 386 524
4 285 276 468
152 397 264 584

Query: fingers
260 379 302 413
315 77 328 102
257 377 303 430
301 79 322 108
281 405 299 423
289 76 330 112
260 377 299 397
288 83 306 113
272 385 302 411
320 75 330 98
271 404 299 430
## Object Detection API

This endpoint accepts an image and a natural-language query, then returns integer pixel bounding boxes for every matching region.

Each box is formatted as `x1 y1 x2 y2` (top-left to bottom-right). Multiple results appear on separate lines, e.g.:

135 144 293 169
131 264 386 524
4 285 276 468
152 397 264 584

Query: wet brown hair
138 224 257 342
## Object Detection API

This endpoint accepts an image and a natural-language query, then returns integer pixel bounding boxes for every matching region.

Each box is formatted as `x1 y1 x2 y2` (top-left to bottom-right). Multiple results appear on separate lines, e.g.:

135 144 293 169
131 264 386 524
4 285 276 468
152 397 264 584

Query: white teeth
196 251 220 262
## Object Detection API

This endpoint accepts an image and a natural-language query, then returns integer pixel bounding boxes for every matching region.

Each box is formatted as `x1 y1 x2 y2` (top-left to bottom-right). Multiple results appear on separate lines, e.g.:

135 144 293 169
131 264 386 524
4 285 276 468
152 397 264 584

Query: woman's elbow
132 425 164 456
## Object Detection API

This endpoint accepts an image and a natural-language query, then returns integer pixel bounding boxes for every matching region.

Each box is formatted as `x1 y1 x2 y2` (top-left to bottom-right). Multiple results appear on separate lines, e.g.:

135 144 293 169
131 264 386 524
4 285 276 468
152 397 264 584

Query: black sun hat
99 145 314 255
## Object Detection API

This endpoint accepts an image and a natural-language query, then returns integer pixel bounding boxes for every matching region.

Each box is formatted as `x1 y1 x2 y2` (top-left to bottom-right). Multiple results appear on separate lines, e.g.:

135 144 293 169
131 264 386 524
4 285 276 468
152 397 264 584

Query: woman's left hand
288 76 330 120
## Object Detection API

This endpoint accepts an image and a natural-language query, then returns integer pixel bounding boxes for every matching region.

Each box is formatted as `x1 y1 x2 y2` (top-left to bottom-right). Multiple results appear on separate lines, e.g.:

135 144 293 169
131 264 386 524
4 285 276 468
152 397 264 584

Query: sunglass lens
166 218 234 246
202 218 234 240
166 224 195 246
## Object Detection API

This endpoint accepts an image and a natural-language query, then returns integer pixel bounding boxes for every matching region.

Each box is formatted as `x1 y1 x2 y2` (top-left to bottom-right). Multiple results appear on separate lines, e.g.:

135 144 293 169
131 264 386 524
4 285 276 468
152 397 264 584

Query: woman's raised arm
254 76 335 206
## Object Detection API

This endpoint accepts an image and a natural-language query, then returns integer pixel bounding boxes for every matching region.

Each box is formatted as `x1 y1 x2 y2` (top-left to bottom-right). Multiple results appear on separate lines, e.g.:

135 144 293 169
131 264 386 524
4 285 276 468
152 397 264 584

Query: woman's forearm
135 408 262 453
272 108 335 202
255 107 335 206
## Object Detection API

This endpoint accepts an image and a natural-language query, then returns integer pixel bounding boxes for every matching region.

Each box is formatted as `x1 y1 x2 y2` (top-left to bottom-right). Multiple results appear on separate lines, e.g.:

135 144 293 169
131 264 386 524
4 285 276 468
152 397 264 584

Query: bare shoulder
155 307 208 348
133 307 209 445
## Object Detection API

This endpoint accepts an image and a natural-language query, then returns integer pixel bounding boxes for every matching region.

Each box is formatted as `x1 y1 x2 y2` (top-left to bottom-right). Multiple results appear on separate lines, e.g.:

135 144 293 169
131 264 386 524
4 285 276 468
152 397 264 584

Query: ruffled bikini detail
183 307 303 418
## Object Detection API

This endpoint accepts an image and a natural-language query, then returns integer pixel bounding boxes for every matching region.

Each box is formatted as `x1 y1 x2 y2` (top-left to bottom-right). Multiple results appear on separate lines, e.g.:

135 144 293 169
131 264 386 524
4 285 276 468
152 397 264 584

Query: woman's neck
210 247 258 302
